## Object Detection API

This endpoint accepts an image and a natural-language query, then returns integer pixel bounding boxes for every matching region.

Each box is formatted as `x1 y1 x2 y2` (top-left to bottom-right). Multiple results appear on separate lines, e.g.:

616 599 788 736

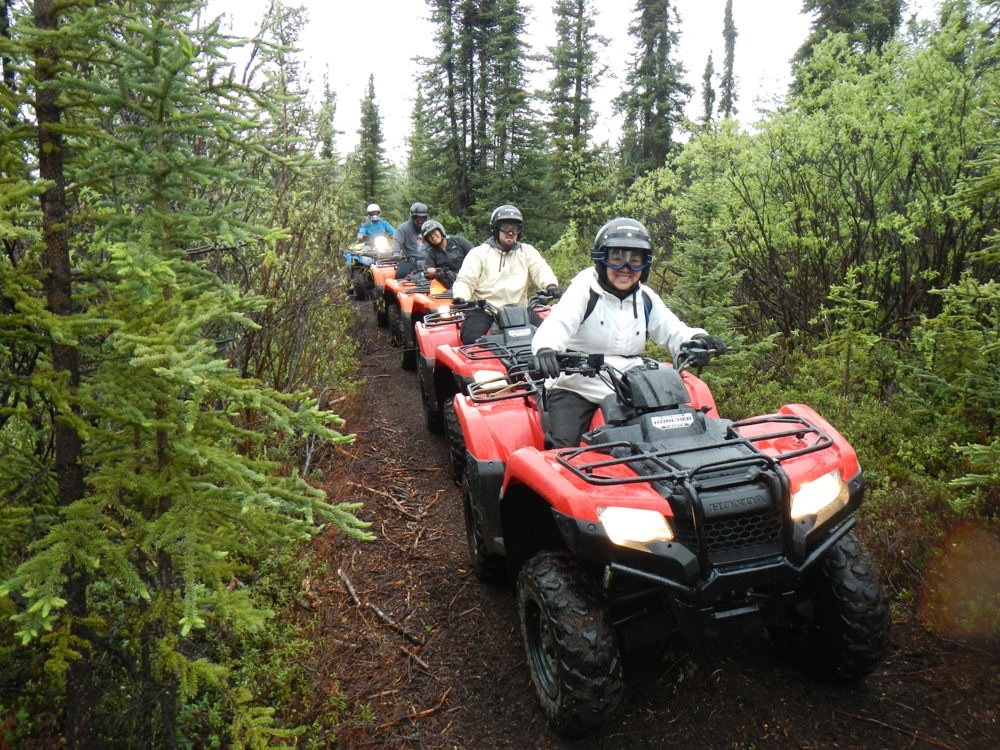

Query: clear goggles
603 247 650 271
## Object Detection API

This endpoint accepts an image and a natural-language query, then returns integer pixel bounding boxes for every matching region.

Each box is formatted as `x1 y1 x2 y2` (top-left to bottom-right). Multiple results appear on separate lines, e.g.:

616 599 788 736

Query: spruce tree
701 52 716 127
615 0 692 181
719 0 737 118
793 0 904 76
544 0 608 233
355 74 389 204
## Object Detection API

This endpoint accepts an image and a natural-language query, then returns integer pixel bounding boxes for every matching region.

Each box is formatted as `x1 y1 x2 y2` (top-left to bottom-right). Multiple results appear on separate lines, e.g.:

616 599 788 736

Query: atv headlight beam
598 506 674 547
791 470 848 521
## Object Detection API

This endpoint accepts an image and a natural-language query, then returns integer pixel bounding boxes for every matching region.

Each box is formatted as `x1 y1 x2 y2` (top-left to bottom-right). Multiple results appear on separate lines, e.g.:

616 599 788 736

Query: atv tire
401 340 417 371
443 399 467 483
421 374 443 433
462 473 505 586
387 302 403 348
350 266 371 300
517 552 623 737
373 296 388 328
769 531 890 682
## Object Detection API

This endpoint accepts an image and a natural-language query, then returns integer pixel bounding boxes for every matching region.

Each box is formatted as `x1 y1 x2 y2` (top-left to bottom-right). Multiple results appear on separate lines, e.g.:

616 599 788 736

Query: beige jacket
451 238 558 307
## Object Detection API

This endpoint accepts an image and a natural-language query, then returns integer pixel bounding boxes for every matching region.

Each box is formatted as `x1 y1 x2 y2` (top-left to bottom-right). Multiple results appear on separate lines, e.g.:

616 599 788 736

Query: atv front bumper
554 509 857 638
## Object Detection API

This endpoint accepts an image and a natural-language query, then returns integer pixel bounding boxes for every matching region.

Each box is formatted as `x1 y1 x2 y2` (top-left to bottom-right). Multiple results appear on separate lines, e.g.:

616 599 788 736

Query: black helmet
420 219 446 240
490 204 523 241
592 217 653 282
410 202 429 218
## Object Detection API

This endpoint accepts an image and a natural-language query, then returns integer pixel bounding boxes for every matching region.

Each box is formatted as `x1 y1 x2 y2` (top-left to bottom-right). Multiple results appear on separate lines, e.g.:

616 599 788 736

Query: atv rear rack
557 413 833 486
459 339 532 363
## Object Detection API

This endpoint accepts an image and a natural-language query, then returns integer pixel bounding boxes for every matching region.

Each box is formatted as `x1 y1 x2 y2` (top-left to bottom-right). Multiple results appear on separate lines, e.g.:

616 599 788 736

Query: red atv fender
368 260 397 295
501 446 671 525
416 315 461 360
733 402 861 494
456 391 542 463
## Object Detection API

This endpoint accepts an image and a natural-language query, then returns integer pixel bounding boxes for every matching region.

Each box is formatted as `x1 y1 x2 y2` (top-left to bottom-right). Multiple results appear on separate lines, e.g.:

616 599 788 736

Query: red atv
381 271 452 371
369 257 400 328
414 293 553 446
453 346 891 737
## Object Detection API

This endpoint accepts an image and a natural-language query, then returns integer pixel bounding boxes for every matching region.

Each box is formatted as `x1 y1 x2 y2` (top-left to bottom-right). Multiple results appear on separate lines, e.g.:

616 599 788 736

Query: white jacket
451 238 558 307
531 267 707 404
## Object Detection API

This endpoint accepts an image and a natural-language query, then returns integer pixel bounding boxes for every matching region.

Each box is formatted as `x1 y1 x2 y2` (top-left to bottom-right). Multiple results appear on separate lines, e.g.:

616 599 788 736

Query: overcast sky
205 0 939 160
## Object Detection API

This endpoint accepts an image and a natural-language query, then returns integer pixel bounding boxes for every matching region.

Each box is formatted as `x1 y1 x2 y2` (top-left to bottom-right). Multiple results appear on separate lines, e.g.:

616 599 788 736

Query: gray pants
544 389 598 448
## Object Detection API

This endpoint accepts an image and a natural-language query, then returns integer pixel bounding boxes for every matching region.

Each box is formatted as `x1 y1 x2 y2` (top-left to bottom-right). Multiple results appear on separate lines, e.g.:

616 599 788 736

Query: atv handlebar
674 341 724 373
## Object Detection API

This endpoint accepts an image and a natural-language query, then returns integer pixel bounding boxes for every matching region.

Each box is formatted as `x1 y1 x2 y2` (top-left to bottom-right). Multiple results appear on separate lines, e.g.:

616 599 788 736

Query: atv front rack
423 307 467 326
558 413 833 486
467 375 537 403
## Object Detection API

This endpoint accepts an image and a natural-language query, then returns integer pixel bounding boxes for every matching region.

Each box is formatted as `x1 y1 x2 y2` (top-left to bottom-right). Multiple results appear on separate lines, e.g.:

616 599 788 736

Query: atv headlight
598 506 674 546
791 470 848 521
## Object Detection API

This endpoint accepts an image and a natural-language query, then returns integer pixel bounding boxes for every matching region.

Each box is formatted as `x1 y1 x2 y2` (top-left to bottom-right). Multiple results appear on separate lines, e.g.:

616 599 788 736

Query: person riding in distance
393 202 429 277
531 217 727 449
451 204 561 344
357 203 396 242
420 219 473 288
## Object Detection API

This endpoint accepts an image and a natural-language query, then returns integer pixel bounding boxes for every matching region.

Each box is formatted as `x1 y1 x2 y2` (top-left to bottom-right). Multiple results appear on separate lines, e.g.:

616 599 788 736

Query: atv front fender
502 447 673 526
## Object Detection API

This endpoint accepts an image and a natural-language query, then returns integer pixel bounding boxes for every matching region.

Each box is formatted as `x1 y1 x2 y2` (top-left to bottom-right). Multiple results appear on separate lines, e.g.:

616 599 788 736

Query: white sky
205 0 939 161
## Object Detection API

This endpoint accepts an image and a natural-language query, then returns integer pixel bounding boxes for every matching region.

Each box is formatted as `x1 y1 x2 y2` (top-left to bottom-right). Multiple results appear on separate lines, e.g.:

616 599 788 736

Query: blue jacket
357 218 396 240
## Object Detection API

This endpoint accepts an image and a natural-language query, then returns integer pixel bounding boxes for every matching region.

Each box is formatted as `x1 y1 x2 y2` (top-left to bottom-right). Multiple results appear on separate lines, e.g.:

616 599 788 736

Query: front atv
453 348 891 736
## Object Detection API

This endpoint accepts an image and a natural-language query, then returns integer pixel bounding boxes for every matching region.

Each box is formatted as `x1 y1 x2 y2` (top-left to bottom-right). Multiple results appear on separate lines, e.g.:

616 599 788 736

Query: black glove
533 348 560 379
546 284 562 299
691 333 728 354
451 296 466 305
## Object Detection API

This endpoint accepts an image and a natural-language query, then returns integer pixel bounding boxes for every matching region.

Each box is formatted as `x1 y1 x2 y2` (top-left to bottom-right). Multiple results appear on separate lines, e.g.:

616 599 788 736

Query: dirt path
304 300 998 749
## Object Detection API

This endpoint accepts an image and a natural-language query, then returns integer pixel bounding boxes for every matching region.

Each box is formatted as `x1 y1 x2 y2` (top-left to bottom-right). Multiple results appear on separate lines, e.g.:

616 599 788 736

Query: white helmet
366 203 381 217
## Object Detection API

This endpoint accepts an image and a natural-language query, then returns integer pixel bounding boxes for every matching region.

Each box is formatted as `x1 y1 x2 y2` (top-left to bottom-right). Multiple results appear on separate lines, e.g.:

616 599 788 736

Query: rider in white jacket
531 217 726 448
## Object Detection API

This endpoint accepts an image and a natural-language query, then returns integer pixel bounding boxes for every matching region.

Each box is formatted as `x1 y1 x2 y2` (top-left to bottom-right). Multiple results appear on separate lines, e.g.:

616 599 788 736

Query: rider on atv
356 203 395 243
393 201 430 278
420 219 473 288
532 217 727 448
451 204 561 344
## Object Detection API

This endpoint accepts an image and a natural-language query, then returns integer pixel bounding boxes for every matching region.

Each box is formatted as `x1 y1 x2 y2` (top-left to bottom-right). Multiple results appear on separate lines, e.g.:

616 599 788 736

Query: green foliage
0 0 371 745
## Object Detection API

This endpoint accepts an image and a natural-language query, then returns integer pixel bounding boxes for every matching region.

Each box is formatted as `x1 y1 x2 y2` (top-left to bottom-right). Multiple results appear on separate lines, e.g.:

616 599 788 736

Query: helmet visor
604 247 650 271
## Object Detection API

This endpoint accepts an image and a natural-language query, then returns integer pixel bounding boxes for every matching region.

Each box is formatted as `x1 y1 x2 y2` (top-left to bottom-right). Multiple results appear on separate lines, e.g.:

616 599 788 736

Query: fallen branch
340 567 424 645
377 688 452 730
338 567 361 605
400 645 430 670
365 601 424 646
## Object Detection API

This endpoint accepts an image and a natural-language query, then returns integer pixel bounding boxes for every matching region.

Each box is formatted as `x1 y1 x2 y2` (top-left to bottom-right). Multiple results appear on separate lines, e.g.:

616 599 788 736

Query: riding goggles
603 248 650 271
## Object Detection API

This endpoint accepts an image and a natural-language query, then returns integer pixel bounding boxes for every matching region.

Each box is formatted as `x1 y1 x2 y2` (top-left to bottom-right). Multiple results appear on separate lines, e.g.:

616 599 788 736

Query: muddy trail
301 299 998 749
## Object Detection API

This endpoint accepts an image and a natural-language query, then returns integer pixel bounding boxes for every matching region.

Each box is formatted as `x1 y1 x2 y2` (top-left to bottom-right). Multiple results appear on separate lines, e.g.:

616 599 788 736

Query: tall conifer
719 0 737 118
615 0 692 181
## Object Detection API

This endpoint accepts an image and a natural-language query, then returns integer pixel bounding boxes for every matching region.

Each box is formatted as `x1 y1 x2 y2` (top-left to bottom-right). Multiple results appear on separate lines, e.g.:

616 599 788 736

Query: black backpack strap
582 288 600 323
582 288 651 324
